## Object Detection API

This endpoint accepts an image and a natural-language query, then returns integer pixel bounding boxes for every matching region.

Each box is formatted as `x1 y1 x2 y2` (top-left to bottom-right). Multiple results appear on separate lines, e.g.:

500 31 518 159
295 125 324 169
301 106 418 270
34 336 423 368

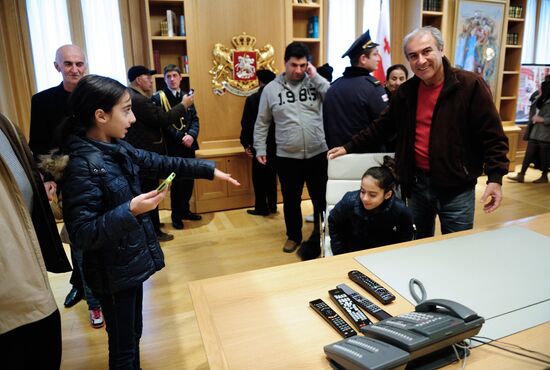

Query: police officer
151 64 201 230
323 30 389 151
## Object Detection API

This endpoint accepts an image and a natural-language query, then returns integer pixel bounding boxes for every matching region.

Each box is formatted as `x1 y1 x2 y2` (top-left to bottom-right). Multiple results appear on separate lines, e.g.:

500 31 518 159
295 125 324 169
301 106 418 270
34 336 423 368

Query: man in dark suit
29 44 88 309
125 65 194 238
151 64 201 229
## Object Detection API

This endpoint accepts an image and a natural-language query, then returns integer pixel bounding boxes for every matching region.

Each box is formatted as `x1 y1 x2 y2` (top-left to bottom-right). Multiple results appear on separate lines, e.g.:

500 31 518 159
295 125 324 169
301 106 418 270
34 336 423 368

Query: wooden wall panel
185 0 286 151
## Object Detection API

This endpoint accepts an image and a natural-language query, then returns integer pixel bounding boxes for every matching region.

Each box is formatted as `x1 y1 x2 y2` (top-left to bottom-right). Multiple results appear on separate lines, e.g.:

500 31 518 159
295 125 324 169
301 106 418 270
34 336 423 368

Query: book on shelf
166 10 176 37
307 15 318 38
178 55 189 74
179 15 186 36
160 21 168 37
153 50 161 72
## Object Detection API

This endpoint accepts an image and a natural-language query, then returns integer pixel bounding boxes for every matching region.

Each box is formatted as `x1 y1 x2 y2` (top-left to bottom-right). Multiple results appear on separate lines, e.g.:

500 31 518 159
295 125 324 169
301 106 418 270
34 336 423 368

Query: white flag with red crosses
373 0 391 84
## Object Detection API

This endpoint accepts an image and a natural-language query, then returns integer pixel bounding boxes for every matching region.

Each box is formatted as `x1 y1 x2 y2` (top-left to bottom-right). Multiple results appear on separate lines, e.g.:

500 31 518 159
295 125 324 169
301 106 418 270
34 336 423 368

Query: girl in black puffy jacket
328 156 414 255
59 75 239 369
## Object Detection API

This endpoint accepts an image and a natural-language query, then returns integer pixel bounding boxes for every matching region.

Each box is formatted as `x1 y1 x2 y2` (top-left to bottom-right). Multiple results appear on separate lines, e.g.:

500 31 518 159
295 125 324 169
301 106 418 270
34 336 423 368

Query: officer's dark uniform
151 87 200 227
323 30 389 151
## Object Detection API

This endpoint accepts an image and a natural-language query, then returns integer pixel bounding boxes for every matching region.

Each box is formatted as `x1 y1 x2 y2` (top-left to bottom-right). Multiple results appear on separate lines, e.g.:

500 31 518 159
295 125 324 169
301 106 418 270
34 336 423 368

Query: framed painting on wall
452 0 506 98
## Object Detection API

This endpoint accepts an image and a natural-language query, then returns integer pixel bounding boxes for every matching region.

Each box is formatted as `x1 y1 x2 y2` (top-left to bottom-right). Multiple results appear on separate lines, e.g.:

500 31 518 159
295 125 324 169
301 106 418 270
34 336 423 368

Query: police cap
341 30 379 59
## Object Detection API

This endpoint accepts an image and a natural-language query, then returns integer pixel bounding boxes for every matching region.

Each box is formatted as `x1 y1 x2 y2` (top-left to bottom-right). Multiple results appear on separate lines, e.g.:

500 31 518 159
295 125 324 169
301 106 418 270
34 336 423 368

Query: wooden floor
48 165 550 369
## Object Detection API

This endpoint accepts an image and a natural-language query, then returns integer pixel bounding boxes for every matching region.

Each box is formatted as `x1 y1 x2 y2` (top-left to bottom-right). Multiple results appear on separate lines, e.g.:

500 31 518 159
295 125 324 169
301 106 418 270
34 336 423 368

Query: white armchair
322 153 394 257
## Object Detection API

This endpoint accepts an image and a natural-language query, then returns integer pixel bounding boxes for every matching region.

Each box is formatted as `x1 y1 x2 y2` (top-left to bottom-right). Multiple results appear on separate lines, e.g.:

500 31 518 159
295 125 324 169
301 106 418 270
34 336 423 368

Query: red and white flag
373 0 391 84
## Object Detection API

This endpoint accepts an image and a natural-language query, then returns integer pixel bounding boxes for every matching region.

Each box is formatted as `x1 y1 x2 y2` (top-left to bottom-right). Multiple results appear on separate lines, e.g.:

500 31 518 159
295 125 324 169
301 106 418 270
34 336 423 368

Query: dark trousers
1 309 61 370
170 177 194 221
169 151 196 221
252 156 277 213
140 176 161 234
520 139 549 175
100 284 143 370
276 153 327 243
69 248 83 291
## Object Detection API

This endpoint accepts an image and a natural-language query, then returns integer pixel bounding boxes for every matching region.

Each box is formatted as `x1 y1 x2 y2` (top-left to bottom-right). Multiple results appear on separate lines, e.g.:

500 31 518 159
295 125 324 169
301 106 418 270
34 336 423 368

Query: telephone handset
324 299 484 369
361 298 484 359
415 298 479 322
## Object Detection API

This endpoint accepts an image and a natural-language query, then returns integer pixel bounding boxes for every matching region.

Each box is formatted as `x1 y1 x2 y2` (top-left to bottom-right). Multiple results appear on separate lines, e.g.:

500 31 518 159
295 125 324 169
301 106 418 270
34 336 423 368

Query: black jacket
62 135 215 294
323 67 388 150
240 86 275 156
29 83 71 159
125 87 187 154
151 88 200 156
344 57 509 197
328 191 414 255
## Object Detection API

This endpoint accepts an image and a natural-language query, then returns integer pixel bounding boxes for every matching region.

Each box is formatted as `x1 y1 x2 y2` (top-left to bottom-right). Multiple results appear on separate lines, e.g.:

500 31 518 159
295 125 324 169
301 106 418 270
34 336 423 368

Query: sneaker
89 307 104 329
507 173 524 183
533 175 548 184
283 239 300 253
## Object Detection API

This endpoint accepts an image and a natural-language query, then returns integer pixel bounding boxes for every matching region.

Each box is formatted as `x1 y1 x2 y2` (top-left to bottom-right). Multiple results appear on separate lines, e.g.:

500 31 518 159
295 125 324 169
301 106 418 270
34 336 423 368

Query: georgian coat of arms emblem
209 33 277 96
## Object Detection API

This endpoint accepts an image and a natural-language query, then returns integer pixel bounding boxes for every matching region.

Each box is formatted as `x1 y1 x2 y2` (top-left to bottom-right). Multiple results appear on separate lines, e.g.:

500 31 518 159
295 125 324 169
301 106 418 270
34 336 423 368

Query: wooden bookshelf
285 0 324 65
144 0 190 91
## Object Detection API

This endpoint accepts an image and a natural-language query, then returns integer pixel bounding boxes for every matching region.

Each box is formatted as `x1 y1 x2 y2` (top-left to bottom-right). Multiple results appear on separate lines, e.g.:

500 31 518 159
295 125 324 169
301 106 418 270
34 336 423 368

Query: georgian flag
373 0 391 84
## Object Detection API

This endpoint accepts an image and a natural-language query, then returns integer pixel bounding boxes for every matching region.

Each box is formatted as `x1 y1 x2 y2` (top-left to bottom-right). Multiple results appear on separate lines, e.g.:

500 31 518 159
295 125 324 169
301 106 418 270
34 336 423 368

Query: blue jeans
100 284 143 370
408 170 475 239
71 245 101 310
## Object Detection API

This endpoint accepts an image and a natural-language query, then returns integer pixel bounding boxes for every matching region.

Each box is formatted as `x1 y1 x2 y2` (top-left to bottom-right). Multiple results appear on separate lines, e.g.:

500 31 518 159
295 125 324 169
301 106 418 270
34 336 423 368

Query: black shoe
172 219 184 230
247 209 269 216
157 231 174 242
64 287 83 308
182 212 202 221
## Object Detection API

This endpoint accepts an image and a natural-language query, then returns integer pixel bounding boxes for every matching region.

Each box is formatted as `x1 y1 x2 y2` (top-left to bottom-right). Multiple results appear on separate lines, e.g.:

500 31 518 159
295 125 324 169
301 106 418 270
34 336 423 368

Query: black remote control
348 270 396 305
309 298 357 338
337 283 393 321
329 288 372 330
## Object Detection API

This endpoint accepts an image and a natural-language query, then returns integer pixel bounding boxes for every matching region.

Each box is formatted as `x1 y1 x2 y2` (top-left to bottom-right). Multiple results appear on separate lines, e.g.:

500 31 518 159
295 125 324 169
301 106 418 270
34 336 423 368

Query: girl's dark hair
385 64 409 81
362 155 397 193
57 75 129 145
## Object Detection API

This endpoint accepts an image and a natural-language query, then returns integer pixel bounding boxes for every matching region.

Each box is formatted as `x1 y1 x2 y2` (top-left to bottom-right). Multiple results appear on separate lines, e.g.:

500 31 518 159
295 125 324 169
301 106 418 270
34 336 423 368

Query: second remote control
348 270 396 305
337 283 393 321
310 299 357 338
329 288 372 330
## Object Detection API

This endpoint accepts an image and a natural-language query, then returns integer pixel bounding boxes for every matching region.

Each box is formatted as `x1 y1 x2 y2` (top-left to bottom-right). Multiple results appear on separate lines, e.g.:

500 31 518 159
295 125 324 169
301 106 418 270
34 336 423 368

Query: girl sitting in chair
328 156 414 255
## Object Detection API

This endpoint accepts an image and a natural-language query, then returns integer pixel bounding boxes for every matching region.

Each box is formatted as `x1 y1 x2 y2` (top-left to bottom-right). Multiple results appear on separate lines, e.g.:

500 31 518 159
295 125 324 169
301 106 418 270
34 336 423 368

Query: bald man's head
54 45 87 92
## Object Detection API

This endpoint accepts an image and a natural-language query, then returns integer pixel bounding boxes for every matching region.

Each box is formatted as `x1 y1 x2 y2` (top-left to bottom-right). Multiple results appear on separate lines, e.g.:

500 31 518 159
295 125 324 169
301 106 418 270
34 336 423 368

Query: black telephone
324 299 484 370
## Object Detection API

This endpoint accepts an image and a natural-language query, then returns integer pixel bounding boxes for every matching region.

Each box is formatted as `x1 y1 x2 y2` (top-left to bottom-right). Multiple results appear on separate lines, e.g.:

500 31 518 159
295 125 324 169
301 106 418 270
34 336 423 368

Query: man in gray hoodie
254 42 330 254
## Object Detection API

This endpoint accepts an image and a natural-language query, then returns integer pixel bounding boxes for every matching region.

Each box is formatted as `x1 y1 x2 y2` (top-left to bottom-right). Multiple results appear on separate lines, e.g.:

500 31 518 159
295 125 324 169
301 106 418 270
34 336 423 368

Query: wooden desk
189 214 550 369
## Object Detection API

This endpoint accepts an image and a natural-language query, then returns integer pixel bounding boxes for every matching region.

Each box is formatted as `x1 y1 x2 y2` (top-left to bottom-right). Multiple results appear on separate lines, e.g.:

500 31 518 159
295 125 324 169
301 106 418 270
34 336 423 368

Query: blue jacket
323 66 388 150
62 135 215 294
328 191 414 255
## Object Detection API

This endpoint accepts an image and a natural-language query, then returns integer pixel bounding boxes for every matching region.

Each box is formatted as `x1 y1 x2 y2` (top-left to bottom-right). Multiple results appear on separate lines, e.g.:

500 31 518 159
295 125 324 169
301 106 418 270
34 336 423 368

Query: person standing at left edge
0 113 71 370
152 64 202 230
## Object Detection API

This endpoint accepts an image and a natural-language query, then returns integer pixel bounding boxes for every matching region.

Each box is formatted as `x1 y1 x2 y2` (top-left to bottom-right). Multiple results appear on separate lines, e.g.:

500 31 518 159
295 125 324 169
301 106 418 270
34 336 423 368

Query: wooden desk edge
188 282 231 370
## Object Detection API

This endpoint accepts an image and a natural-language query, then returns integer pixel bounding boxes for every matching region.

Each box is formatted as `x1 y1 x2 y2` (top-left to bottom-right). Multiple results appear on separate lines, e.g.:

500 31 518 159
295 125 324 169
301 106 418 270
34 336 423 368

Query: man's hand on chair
327 147 347 160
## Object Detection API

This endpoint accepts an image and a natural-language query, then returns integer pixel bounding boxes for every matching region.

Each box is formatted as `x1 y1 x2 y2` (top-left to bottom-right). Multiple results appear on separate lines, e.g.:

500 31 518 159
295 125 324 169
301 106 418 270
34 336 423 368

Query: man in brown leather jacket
328 26 509 239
